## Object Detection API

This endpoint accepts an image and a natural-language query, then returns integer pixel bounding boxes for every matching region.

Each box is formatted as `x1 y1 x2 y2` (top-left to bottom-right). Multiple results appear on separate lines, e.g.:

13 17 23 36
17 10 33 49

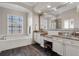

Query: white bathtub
0 35 32 52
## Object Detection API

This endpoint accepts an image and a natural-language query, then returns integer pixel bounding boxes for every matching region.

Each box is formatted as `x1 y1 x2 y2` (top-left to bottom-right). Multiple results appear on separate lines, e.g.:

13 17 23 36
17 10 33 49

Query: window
64 19 74 29
7 15 23 34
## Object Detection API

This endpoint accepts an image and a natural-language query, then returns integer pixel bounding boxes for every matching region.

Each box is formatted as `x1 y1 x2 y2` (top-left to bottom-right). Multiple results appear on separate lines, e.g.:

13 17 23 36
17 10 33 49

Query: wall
0 7 28 36
32 13 39 31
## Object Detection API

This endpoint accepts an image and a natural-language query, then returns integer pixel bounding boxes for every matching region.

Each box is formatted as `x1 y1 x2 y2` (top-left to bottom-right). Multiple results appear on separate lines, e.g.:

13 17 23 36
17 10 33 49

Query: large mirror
40 14 75 31
40 15 62 30
47 18 62 30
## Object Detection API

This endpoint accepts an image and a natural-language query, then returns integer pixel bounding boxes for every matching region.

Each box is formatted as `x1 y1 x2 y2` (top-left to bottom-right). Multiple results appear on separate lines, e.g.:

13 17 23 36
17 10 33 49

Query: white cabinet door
65 44 79 56
36 33 41 44
34 33 40 44
34 33 37 41
64 39 79 56
53 40 64 55
39 36 44 47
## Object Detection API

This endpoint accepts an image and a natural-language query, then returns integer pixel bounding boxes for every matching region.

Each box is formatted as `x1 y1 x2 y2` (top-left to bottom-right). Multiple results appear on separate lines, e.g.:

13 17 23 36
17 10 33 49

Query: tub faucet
3 36 6 40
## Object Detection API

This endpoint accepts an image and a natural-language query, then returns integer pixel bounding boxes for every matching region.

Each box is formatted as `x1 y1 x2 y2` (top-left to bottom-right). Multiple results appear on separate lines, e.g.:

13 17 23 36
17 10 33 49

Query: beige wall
0 7 28 36
32 13 39 31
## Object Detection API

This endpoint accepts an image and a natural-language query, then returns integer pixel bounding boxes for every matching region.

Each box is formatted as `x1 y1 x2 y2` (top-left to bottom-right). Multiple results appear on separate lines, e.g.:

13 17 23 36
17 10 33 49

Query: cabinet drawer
64 39 72 45
70 40 79 46
64 39 79 46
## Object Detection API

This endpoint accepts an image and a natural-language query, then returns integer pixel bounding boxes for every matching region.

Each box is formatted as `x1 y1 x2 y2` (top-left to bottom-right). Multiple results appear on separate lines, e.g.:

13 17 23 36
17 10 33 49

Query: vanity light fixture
63 2 68 4
69 2 73 4
47 5 51 8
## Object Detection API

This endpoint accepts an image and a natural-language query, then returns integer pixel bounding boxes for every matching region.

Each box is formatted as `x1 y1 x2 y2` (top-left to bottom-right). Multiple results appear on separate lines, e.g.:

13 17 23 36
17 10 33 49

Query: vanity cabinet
53 37 79 56
53 37 64 55
34 31 79 56
34 32 44 47
65 44 79 56
64 39 79 56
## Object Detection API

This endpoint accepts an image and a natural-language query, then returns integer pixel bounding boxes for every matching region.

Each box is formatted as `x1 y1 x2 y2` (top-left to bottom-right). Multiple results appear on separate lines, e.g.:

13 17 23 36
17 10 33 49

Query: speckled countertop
41 34 79 41
34 30 79 41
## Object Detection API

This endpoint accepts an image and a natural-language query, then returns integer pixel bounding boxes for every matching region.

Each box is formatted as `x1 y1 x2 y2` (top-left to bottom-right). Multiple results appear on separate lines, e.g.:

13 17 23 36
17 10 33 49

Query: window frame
7 14 23 35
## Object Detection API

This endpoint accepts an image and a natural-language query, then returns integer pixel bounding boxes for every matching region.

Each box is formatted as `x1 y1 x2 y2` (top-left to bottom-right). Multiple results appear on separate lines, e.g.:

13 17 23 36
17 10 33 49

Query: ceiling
0 3 30 12
23 2 79 16
0 2 79 17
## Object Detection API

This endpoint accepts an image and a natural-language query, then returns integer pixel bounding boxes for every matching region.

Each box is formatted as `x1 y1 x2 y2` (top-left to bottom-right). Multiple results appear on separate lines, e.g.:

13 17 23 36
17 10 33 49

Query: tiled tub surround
34 31 79 56
0 35 32 52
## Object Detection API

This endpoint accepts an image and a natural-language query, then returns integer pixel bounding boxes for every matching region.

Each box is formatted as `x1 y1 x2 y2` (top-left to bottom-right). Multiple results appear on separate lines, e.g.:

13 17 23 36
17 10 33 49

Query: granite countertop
41 34 79 41
34 30 79 41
